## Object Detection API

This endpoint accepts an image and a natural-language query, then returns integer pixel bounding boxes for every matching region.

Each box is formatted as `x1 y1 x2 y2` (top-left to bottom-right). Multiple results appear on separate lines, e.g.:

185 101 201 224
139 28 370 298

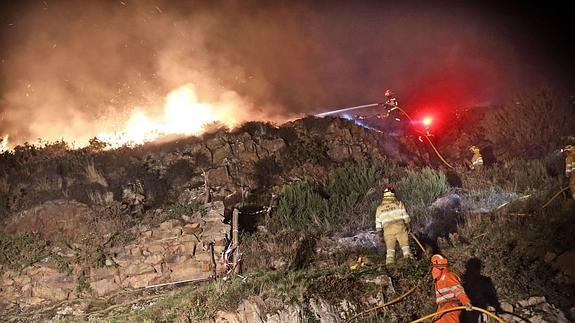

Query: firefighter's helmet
469 145 480 153
384 89 394 97
383 188 395 199
564 145 575 152
431 254 448 267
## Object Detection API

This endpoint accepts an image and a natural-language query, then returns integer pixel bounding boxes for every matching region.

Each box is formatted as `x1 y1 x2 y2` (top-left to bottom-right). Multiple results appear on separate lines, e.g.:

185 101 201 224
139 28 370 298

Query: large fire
0 83 262 152
0 135 8 153
96 83 243 148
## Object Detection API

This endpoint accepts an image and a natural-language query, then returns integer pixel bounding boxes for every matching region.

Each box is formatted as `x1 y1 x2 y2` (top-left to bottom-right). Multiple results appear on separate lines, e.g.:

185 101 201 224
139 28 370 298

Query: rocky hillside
1 108 575 322
0 117 409 221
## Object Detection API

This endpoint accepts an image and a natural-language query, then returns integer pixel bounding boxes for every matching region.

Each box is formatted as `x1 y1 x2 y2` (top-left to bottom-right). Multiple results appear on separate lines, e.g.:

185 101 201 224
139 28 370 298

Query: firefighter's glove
465 303 473 312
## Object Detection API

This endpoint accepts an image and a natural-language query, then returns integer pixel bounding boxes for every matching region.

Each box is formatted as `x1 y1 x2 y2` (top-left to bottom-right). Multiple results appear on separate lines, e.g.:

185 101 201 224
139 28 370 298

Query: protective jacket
375 195 412 264
566 148 575 199
434 269 471 323
566 149 575 178
471 152 483 167
375 199 410 230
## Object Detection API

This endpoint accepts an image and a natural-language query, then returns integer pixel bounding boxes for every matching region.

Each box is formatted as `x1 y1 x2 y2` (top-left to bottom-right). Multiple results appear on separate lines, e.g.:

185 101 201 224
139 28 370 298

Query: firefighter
431 254 473 323
381 89 407 135
466 146 483 170
564 145 575 199
384 89 400 111
375 188 413 265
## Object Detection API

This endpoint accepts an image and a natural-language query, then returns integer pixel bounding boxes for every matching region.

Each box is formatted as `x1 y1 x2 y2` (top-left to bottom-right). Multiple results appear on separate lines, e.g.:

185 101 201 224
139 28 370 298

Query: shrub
271 161 404 234
0 233 50 270
396 167 450 208
461 159 557 193
273 181 327 232
168 202 200 217
482 89 575 160
326 163 378 217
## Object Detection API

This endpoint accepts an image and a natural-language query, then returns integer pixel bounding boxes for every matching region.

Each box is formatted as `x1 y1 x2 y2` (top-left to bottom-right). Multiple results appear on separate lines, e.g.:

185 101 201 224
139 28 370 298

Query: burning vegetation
1 1 575 322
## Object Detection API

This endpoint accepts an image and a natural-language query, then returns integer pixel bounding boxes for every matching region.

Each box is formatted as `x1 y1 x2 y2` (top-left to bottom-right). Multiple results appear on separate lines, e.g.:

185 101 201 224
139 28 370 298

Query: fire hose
540 186 570 209
316 103 455 169
390 105 454 169
347 289 506 323
345 285 418 322
410 306 505 323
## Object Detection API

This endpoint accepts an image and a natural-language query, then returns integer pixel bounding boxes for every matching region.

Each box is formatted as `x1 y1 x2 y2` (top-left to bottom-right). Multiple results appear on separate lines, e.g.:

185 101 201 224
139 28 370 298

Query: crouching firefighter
564 145 575 199
431 254 473 323
375 188 413 265
466 146 483 170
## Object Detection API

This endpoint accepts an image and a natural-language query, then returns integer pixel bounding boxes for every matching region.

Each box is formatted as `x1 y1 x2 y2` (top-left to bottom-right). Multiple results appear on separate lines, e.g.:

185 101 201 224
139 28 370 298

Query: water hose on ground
345 285 418 322
541 186 570 209
392 106 455 169
409 305 506 323
409 232 428 256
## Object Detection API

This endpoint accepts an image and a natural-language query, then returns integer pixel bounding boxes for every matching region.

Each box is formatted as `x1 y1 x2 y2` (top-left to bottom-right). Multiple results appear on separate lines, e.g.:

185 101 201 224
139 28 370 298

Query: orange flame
0 135 8 153
96 83 244 148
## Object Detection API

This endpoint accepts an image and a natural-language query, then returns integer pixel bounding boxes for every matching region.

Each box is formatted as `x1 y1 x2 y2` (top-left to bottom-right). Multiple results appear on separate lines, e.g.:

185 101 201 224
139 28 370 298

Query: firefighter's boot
402 246 413 259
386 249 395 265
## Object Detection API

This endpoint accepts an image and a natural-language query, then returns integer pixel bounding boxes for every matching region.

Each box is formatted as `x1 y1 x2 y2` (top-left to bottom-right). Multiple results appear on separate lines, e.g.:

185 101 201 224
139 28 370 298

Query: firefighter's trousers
570 173 575 199
434 303 462 323
382 220 411 264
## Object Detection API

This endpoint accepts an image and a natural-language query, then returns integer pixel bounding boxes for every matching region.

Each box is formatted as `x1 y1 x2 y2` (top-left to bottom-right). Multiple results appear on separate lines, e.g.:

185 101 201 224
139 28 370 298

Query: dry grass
84 160 108 187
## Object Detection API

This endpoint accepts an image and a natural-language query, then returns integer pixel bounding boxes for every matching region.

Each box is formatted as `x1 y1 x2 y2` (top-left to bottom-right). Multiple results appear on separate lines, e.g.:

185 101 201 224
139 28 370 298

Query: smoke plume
0 0 572 146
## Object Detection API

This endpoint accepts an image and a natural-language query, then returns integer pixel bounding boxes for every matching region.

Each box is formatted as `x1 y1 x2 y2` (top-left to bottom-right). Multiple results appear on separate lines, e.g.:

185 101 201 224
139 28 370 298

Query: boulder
123 272 161 288
91 278 121 296
335 231 382 250
4 200 95 242
120 262 155 277
32 284 69 301
167 260 211 281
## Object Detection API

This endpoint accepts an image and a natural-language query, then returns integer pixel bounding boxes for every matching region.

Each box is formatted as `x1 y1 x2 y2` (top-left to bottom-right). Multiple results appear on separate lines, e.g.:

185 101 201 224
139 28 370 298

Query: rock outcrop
0 202 229 311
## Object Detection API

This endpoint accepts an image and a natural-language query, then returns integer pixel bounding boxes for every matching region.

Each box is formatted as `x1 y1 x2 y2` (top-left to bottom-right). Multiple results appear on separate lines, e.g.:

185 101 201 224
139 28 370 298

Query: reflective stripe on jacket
435 270 470 306
375 200 410 230
566 151 575 177
471 153 483 166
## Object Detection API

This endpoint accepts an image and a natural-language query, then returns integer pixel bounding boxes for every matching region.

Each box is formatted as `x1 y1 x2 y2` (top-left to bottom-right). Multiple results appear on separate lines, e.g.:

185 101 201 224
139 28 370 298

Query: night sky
1 0 574 144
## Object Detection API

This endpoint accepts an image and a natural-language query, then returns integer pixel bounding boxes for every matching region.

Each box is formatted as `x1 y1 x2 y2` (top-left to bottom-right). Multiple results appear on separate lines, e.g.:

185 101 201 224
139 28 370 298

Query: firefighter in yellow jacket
466 145 483 170
375 188 413 264
564 145 575 199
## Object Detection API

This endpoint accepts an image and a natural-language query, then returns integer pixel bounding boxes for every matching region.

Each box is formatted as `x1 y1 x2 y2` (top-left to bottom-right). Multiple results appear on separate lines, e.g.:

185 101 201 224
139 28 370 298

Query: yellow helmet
564 145 574 152
469 145 480 152
383 188 395 199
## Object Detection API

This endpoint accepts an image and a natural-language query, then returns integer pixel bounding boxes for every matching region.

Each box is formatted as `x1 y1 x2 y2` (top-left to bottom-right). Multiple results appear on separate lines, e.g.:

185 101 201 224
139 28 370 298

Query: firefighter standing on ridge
431 254 473 323
375 188 413 265
564 145 575 199
466 146 483 170
380 89 407 135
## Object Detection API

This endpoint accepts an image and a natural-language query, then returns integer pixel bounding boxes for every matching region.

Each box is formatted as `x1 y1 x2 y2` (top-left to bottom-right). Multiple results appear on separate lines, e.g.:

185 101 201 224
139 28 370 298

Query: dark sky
0 0 574 145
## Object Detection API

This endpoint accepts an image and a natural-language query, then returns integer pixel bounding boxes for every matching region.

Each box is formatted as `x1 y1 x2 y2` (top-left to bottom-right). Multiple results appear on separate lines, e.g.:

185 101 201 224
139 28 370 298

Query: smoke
0 0 572 146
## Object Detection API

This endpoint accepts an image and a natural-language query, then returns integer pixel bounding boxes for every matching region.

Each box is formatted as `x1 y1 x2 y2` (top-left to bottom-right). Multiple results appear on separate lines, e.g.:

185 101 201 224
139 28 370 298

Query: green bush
272 161 404 234
396 167 449 207
483 89 575 160
326 163 378 217
273 181 327 232
0 233 50 270
461 159 557 193
168 202 200 217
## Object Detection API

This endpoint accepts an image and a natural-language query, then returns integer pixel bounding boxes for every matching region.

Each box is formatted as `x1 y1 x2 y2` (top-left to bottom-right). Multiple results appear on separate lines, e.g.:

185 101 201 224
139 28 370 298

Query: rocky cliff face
0 201 229 312
0 117 410 316
0 117 401 221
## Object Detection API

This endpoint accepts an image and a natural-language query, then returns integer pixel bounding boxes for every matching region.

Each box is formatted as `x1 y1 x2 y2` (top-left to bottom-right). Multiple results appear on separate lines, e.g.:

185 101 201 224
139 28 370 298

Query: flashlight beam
315 103 380 117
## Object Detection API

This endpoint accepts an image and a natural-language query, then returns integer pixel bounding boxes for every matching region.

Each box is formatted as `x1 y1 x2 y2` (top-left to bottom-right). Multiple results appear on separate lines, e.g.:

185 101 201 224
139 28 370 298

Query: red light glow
423 117 432 126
